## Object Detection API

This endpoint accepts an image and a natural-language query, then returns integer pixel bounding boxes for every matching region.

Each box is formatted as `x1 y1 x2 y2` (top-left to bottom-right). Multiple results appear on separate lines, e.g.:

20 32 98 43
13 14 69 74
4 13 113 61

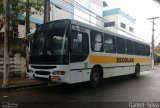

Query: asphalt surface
1 68 160 108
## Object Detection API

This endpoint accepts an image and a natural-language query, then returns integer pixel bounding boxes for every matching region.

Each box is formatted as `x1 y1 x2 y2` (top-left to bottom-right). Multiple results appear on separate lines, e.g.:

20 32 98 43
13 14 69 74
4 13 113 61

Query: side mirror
27 33 34 41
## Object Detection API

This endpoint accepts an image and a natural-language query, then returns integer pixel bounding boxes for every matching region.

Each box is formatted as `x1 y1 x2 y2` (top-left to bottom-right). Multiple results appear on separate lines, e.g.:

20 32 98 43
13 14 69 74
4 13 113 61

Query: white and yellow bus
27 19 151 87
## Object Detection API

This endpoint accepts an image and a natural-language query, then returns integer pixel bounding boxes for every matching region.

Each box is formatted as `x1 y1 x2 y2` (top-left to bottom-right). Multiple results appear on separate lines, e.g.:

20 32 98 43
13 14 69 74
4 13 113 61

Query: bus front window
30 20 70 64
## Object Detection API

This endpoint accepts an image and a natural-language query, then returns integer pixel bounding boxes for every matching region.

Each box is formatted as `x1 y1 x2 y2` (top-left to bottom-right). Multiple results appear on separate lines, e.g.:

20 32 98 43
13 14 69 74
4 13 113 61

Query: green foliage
18 0 44 15
155 56 160 63
0 0 44 22
155 47 160 63
0 0 5 16
0 0 44 15
155 49 160 54
0 0 44 37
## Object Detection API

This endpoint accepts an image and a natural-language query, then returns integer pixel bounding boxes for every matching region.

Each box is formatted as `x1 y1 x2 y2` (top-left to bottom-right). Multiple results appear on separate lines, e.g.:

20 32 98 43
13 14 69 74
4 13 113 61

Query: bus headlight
52 71 65 75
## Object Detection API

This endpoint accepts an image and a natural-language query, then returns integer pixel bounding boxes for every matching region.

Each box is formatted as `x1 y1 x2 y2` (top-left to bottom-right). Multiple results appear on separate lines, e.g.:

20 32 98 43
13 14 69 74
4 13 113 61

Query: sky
104 0 160 45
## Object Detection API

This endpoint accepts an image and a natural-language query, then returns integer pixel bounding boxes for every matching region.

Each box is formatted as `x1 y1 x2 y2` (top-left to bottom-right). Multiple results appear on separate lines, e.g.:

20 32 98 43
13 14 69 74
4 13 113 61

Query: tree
0 16 5 31
0 0 44 38
0 0 5 16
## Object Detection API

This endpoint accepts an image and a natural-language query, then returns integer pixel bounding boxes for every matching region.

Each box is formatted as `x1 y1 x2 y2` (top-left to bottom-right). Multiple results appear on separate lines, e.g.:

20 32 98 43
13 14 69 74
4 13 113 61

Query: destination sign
117 57 134 63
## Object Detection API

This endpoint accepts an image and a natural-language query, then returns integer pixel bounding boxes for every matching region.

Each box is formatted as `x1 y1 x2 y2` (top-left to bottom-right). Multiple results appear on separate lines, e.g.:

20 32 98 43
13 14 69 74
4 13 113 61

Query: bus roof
41 19 150 46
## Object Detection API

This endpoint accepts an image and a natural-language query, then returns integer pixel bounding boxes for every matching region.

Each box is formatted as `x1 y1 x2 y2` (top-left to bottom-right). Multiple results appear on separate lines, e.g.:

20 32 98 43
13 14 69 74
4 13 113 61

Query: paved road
1 67 160 107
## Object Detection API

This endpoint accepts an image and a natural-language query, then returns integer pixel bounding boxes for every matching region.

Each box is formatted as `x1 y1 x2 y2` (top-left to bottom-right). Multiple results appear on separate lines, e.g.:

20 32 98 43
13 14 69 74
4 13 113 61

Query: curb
0 83 48 91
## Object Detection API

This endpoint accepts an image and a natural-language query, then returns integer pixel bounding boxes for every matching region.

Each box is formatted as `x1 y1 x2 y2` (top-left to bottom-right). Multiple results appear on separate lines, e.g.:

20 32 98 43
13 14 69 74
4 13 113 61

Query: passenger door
70 25 89 83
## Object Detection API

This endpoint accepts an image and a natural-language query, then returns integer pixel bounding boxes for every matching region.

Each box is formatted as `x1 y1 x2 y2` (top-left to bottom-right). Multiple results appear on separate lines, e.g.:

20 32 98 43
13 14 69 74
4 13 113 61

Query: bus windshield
30 19 70 64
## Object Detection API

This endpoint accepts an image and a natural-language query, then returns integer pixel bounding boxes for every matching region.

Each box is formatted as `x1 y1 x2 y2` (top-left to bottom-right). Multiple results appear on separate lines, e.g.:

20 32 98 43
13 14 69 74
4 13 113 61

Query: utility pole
2 0 10 87
44 0 50 23
147 17 159 69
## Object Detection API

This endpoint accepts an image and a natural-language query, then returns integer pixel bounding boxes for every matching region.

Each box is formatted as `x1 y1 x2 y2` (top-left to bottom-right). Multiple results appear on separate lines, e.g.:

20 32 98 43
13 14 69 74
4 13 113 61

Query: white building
50 0 106 27
50 0 74 21
73 0 104 27
103 8 136 37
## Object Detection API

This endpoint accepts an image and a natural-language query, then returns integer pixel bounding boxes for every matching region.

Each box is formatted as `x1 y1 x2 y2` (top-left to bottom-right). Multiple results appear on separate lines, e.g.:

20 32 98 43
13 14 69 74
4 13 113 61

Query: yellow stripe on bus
90 55 116 64
89 55 151 64
134 58 151 63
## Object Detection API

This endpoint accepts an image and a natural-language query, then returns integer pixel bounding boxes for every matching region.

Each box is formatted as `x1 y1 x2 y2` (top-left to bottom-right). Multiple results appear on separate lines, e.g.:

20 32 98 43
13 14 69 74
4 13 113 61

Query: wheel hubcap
93 73 99 82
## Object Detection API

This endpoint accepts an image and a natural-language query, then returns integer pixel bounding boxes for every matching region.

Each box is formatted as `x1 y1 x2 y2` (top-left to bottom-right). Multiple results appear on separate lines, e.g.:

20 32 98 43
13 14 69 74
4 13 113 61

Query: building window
129 27 134 32
104 22 115 27
120 23 126 29
103 1 108 7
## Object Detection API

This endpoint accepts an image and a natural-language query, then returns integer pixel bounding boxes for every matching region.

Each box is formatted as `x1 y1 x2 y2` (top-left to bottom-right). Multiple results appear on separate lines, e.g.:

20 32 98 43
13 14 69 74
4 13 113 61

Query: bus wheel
90 68 102 87
134 65 140 78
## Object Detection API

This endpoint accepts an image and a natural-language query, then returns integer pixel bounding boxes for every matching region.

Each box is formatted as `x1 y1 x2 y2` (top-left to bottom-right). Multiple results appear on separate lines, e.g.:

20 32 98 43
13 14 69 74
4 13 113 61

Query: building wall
103 15 118 33
103 8 136 37
74 0 103 27
0 54 26 78
50 0 74 21
51 5 72 21
117 14 135 37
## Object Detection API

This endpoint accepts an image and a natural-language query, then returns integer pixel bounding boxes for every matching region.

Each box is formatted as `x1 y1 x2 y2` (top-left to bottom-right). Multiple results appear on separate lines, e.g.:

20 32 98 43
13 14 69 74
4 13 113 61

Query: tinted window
125 39 133 55
30 20 70 64
146 45 150 56
70 30 89 63
143 45 150 56
91 30 103 52
133 42 140 55
140 44 145 56
104 34 116 53
116 37 125 54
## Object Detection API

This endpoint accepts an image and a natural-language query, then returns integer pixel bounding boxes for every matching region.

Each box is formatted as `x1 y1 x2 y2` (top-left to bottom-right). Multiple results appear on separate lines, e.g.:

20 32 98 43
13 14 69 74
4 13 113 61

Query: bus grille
31 66 56 69
35 71 50 75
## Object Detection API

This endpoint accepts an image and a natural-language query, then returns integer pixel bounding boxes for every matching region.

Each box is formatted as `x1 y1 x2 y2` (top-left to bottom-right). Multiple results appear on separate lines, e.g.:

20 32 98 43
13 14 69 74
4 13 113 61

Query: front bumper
27 72 64 83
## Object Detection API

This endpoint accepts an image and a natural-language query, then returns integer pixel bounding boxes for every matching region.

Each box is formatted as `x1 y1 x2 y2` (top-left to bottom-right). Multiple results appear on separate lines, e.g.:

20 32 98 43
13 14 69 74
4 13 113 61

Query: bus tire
134 65 140 78
90 68 102 87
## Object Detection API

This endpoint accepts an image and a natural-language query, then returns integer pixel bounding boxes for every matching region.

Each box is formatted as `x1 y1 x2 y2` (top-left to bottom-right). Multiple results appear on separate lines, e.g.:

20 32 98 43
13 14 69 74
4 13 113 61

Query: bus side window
91 30 103 52
125 39 133 55
146 45 150 56
142 44 150 56
104 34 116 53
133 42 140 55
116 37 125 54
140 44 145 56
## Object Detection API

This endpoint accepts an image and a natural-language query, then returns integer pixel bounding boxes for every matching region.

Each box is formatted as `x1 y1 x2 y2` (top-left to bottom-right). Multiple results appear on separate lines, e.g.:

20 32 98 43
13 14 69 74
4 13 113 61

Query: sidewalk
153 65 160 70
0 77 48 90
